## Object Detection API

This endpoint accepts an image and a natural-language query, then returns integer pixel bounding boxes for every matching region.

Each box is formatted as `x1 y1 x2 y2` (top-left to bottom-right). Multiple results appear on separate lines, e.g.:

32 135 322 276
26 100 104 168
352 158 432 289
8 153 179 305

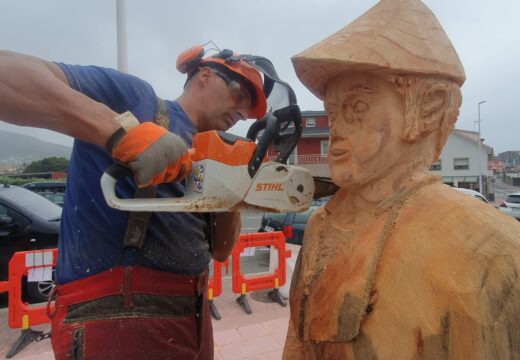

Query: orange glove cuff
111 122 167 162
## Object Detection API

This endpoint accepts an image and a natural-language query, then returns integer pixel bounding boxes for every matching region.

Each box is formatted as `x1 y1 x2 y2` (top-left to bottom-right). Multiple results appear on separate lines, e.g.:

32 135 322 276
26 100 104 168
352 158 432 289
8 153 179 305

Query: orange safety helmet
176 45 267 119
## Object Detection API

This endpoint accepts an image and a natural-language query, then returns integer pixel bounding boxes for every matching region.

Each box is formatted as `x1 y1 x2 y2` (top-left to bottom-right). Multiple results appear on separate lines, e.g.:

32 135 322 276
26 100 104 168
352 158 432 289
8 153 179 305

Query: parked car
0 184 61 302
453 187 489 203
499 193 520 221
258 199 329 245
22 181 66 207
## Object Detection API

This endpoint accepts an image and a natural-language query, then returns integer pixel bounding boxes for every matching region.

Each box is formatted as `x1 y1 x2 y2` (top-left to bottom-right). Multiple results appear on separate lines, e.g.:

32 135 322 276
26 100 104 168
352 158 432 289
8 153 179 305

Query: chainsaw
99 53 331 213
101 104 317 214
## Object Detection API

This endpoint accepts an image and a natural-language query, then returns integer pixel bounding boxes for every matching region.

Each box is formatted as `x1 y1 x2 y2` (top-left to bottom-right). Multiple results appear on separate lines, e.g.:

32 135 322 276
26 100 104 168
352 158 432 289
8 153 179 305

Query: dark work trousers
49 266 213 360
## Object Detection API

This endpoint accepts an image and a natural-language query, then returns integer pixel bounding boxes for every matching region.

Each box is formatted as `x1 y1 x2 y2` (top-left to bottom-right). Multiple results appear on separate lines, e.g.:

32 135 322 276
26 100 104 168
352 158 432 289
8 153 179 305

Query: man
284 0 520 359
0 45 268 359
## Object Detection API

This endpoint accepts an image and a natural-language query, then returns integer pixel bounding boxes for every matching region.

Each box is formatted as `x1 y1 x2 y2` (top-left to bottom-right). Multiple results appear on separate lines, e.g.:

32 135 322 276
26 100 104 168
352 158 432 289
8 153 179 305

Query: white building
429 129 492 193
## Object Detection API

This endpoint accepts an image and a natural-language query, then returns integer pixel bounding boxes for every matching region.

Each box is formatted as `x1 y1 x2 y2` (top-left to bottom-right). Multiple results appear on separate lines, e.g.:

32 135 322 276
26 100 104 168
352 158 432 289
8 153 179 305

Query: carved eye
354 101 369 113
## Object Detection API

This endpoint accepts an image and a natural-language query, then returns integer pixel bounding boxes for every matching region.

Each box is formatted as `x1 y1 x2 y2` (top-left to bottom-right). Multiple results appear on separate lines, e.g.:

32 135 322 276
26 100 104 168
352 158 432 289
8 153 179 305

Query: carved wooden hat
292 0 466 99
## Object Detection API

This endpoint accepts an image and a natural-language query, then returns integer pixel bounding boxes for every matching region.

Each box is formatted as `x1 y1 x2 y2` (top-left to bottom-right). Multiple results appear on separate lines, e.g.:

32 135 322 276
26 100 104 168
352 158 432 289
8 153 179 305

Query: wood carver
284 0 520 359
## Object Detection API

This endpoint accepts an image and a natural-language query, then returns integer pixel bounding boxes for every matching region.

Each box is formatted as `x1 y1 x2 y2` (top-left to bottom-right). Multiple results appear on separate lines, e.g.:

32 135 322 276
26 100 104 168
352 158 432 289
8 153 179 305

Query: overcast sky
0 0 519 153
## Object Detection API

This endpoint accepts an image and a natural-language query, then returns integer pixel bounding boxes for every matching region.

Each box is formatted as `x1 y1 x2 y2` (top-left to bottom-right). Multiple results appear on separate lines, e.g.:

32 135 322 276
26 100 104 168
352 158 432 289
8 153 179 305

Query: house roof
301 110 327 117
452 129 493 154
301 127 329 138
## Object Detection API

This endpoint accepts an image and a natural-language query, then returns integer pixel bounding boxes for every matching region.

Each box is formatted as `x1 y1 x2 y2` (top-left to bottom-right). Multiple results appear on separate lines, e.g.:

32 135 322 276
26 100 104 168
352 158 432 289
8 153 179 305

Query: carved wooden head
324 72 461 188
293 0 465 188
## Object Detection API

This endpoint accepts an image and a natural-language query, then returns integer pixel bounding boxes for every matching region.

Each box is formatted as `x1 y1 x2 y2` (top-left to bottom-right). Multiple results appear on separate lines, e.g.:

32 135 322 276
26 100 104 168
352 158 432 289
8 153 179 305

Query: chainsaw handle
105 163 134 180
246 105 302 177
100 164 134 211
247 113 280 177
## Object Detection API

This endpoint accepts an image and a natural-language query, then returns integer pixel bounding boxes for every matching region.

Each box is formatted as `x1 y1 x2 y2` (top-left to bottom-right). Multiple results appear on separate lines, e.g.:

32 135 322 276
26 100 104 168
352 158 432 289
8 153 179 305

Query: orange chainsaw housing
190 131 266 166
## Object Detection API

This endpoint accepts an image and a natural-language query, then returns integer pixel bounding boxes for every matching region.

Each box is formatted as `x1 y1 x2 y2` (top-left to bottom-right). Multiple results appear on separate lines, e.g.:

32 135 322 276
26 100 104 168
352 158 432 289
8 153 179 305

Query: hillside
0 130 72 164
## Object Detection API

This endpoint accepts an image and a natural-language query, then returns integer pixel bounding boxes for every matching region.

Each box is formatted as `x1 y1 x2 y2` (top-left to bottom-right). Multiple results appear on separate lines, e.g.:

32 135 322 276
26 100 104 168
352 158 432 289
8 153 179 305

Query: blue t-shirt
55 63 212 284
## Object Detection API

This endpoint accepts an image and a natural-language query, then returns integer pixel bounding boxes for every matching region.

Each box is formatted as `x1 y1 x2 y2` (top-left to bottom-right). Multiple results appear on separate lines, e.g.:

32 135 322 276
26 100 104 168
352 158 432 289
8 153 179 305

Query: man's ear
402 82 450 142
197 67 214 87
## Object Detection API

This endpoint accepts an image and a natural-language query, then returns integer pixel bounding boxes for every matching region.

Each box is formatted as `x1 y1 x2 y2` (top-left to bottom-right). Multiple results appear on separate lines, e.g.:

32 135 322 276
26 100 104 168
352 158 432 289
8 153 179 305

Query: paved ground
0 276 290 360
492 176 520 205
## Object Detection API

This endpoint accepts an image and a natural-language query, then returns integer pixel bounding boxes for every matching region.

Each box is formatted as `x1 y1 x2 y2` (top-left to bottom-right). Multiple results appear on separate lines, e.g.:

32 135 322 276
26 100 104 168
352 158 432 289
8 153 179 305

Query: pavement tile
252 310 285 324
271 330 289 348
237 324 268 340
246 335 282 355
255 349 284 360
217 341 254 360
214 348 224 360
261 318 289 335
214 328 243 346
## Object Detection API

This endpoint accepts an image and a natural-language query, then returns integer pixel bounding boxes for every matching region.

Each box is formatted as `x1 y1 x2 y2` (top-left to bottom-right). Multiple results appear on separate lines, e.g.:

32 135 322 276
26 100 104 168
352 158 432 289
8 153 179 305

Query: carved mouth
329 146 351 160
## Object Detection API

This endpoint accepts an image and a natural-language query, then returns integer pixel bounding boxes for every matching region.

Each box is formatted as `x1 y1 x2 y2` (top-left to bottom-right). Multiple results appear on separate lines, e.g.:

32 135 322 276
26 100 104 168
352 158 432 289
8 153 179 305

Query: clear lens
227 80 251 105
212 70 252 108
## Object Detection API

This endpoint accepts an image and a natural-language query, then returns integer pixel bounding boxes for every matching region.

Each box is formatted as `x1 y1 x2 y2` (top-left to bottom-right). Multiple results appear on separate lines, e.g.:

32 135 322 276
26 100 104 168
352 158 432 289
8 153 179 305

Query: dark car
258 199 328 245
0 184 61 302
22 181 66 207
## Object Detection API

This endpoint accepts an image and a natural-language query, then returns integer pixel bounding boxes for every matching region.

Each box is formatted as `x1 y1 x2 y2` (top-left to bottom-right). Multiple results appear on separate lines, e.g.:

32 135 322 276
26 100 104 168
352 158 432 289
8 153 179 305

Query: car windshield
264 213 286 223
506 195 520 204
1 186 62 221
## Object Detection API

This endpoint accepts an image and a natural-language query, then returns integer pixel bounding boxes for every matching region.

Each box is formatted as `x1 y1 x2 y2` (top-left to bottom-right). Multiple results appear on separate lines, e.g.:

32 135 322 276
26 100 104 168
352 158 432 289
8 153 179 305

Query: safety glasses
211 69 253 108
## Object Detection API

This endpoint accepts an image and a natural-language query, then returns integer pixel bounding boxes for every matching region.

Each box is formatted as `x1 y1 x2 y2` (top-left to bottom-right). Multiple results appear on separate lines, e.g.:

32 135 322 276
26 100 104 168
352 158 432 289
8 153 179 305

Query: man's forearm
212 212 241 262
0 50 120 148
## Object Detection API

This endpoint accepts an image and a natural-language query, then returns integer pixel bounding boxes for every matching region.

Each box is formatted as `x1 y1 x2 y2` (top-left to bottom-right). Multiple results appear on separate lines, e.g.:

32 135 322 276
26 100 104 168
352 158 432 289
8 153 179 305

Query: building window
320 140 328 155
453 158 469 170
430 160 442 171
306 117 316 127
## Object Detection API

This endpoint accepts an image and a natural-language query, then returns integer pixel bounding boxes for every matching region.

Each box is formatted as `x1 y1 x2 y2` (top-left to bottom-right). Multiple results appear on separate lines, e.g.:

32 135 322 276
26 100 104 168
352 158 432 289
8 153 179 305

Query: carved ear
422 84 449 116
418 83 449 134
402 82 450 142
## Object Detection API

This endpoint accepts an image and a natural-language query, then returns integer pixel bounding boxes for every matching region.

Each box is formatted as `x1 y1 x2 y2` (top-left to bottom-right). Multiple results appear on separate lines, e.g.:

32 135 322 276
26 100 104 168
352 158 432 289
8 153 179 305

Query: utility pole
116 0 128 73
477 100 486 193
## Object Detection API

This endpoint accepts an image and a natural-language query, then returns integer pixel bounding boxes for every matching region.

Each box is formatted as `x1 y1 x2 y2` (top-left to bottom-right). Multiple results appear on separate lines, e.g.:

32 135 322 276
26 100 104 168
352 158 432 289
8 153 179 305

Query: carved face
324 72 408 188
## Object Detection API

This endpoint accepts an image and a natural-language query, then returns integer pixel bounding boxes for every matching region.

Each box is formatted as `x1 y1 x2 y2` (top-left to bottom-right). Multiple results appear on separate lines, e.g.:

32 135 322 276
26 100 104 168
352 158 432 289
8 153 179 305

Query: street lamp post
116 0 128 73
477 100 486 193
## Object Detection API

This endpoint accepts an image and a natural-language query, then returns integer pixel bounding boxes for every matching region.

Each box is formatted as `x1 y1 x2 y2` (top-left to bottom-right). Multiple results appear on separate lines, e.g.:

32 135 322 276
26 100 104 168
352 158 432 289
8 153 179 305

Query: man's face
324 72 408 188
200 68 252 132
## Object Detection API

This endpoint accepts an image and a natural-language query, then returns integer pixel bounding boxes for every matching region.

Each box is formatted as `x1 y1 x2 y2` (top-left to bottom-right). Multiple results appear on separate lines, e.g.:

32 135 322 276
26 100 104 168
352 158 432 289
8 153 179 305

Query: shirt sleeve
55 63 157 121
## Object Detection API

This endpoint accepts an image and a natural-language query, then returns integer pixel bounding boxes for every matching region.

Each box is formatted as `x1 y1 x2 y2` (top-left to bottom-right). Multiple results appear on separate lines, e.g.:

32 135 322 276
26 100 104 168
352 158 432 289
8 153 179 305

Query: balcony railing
269 154 328 164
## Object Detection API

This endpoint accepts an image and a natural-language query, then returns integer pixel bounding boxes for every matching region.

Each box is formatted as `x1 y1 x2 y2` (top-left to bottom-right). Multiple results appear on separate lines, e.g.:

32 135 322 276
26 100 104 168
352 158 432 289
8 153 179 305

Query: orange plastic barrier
0 281 8 294
231 232 291 313
207 258 229 301
207 259 229 320
6 249 57 329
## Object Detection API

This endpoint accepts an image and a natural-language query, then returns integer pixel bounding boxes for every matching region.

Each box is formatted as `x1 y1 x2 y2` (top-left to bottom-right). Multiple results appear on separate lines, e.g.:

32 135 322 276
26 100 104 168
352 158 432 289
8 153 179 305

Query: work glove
106 112 192 188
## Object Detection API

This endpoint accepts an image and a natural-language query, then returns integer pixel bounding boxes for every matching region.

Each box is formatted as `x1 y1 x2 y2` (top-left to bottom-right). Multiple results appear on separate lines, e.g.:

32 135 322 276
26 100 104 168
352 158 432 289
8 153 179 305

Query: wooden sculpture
284 0 520 359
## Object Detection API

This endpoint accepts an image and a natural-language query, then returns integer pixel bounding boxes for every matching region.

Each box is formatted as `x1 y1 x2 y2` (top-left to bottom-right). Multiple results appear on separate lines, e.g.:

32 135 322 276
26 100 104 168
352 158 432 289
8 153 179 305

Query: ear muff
176 45 204 74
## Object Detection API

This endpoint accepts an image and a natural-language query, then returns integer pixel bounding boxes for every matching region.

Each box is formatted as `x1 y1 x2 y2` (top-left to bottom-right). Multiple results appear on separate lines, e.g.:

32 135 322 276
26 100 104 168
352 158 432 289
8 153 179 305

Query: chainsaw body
101 129 314 213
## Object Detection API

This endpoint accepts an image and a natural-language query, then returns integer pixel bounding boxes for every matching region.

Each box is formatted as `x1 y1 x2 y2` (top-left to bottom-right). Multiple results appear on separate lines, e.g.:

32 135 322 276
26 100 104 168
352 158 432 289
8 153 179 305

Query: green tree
23 157 69 173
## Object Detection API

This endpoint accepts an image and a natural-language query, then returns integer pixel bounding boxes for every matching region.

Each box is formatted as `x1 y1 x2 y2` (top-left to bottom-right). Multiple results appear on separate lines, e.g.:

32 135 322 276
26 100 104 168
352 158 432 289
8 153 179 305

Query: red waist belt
55 266 207 306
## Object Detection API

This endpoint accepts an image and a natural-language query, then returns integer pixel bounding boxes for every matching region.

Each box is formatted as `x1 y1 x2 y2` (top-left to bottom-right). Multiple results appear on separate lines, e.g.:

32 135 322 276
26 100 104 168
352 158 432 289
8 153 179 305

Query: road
240 212 262 234
492 176 519 204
